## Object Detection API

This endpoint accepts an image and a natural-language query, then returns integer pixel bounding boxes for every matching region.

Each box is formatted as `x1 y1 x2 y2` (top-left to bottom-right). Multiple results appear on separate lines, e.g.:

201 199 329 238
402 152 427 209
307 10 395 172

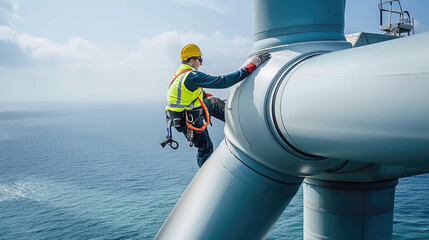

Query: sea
0 102 428 239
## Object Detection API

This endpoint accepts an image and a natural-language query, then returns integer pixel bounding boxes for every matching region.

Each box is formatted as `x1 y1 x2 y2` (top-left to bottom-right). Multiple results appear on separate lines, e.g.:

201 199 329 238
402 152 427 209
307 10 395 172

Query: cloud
1 0 252 102
0 25 29 66
0 39 28 66
1 29 253 102
0 25 109 69
177 0 233 15
0 0 18 25
0 24 16 40
127 30 251 71
117 30 253 101
18 34 107 61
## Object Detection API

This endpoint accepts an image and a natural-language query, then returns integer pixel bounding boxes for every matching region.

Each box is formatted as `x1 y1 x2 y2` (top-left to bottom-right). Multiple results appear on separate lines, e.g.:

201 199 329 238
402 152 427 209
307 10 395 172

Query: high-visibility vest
166 64 203 112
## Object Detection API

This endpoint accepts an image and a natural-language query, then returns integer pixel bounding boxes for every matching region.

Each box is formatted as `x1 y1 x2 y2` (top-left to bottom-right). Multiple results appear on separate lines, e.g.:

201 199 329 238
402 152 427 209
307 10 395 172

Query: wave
0 178 52 202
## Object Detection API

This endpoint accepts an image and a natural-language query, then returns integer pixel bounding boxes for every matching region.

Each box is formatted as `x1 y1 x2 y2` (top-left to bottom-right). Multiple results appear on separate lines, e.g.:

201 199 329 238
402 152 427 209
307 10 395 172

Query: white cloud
1 0 254 102
127 30 251 71
113 30 252 101
123 31 204 70
0 25 110 70
1 29 253 102
18 34 107 61
177 0 233 15
0 26 28 66
0 25 16 40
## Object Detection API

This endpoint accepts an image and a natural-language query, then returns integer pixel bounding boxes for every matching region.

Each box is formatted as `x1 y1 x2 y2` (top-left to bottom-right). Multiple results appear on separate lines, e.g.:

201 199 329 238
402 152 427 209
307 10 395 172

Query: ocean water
0 102 428 239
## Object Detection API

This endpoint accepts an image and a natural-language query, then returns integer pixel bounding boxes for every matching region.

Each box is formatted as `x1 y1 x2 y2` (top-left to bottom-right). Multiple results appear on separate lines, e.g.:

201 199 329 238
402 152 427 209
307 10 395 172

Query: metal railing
379 0 414 36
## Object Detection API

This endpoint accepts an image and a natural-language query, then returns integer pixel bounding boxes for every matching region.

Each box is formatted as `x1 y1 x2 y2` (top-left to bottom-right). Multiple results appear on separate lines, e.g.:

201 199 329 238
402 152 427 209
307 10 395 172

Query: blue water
0 103 428 239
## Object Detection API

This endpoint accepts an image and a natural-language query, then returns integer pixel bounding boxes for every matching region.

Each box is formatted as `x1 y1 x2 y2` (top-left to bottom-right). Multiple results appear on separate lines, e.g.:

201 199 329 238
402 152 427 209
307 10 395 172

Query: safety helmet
180 43 202 60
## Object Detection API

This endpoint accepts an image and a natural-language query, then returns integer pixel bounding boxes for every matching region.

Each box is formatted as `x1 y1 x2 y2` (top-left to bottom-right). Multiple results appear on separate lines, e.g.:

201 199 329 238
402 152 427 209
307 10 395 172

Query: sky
1 0 429 103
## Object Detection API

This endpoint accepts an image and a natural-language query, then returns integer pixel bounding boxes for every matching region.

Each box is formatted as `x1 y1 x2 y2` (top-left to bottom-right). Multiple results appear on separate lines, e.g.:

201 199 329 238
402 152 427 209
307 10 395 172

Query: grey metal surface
278 32 429 170
303 178 397 240
252 0 347 51
226 41 351 177
345 32 399 47
155 140 302 239
311 161 425 182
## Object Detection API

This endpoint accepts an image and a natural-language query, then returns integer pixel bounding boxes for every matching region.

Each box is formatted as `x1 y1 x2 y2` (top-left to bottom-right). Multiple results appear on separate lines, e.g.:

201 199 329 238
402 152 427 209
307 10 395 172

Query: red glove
245 62 257 74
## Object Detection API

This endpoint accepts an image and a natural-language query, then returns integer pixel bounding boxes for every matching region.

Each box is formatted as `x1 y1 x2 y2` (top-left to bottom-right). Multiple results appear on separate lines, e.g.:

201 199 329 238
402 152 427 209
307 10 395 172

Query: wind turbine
156 0 429 239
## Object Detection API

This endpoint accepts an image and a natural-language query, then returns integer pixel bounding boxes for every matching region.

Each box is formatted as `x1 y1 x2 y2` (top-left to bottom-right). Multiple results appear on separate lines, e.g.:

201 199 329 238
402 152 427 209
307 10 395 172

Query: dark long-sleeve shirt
184 67 250 92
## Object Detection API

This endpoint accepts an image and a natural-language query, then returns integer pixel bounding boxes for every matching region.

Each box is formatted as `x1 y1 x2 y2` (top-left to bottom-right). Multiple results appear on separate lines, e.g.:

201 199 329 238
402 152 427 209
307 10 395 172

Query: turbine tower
156 0 429 239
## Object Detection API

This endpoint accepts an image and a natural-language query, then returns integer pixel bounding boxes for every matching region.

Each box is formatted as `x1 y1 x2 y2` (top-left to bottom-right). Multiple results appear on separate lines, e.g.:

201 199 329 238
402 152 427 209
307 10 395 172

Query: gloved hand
251 52 271 67
245 52 271 74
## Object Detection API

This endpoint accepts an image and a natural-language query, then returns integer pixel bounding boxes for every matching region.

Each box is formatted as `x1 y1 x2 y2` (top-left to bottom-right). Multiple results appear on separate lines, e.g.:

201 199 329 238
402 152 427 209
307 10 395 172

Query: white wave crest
0 179 52 202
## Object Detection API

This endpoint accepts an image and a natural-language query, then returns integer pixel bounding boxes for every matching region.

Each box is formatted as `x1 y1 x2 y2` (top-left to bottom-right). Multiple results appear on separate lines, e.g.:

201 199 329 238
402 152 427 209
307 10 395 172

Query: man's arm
184 68 250 92
185 52 271 91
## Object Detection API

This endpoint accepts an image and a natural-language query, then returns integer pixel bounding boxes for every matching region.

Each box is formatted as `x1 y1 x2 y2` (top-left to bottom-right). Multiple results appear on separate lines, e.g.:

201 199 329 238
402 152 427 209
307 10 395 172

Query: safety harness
161 69 211 149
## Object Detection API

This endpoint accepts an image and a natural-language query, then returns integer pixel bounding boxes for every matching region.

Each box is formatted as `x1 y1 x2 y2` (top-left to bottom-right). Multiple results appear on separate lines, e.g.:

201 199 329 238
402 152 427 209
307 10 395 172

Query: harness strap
168 69 193 89
186 97 210 132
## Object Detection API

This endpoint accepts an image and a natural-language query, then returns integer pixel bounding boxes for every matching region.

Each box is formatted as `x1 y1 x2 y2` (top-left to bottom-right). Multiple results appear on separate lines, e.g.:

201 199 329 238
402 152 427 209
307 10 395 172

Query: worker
164 43 270 167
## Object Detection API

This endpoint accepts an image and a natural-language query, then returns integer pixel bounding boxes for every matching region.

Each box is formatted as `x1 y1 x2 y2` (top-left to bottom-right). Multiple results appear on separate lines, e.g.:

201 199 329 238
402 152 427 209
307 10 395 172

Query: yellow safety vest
166 64 204 112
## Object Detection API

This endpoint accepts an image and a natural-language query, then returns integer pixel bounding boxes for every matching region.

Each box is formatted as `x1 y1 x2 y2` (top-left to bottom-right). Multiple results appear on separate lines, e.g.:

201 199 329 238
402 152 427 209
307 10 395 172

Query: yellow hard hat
180 43 202 60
